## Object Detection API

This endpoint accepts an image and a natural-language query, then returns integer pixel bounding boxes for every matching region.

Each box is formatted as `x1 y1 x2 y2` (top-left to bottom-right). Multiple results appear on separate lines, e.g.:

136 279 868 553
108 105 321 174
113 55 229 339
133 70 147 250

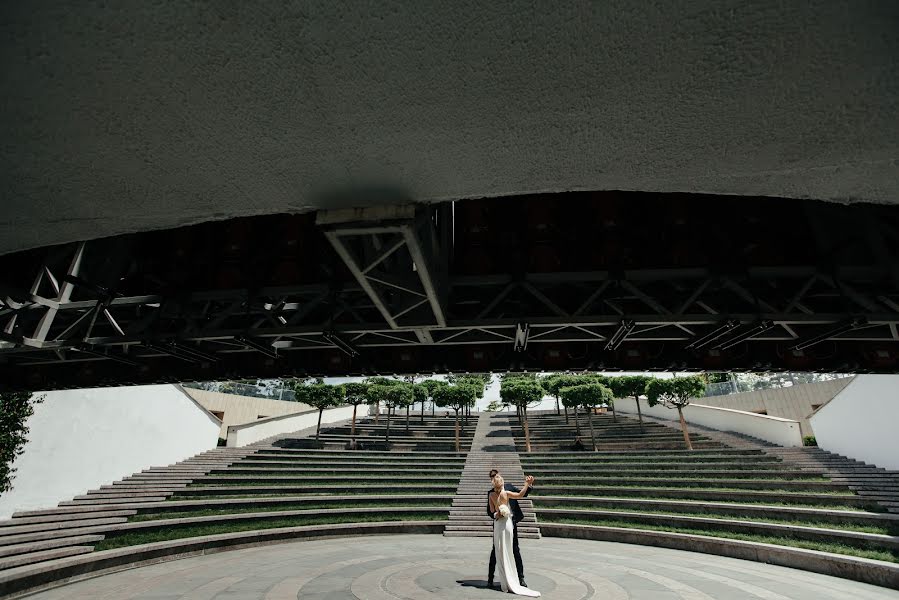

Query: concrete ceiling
2 2 897 256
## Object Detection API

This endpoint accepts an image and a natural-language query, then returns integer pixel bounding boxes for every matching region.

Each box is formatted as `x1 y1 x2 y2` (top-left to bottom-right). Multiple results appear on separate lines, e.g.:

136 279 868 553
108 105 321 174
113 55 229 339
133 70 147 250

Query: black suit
487 483 529 581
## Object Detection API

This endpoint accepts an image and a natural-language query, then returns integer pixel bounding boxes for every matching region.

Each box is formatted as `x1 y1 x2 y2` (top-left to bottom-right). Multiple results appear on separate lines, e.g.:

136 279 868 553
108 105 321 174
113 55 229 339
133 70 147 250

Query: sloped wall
0 385 220 518
810 375 899 470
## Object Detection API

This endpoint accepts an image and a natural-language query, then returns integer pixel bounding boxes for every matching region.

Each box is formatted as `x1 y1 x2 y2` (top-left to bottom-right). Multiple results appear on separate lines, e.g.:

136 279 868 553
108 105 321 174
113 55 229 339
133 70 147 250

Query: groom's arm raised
508 476 534 498
505 480 530 500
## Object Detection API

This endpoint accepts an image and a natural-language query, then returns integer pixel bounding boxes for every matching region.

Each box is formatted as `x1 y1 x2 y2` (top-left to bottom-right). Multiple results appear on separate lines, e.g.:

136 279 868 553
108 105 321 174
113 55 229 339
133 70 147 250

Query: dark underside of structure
2 191 899 391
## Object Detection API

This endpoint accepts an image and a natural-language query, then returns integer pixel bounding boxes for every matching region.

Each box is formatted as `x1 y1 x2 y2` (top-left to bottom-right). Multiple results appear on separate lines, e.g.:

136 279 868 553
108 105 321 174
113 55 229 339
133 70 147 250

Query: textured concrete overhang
2 2 897 256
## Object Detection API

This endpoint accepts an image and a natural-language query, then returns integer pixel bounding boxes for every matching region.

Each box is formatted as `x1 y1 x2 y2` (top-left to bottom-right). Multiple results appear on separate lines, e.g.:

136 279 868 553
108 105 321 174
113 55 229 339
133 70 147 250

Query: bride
489 474 541 596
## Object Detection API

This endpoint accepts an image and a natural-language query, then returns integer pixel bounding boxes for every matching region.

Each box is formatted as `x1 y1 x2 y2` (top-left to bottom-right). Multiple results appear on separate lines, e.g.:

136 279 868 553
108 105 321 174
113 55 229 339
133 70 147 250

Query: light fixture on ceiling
235 335 280 359
604 319 635 351
684 319 739 350
73 344 141 367
790 318 868 351
322 331 360 357
713 320 775 350
514 322 530 352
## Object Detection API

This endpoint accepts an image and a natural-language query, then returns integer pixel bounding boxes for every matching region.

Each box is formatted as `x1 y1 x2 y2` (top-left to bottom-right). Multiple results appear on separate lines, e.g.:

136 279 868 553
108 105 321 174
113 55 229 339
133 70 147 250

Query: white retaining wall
226 404 369 447
615 397 803 447
810 375 899 470
0 385 221 519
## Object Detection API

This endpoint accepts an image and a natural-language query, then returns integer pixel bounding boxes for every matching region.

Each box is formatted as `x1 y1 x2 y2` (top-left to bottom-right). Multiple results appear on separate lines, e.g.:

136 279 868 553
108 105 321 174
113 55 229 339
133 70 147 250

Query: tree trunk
610 399 617 422
405 404 410 433
421 400 426 423
677 406 693 450
523 405 532 453
574 406 581 437
351 403 357 439
374 403 379 424
563 404 569 423
454 408 460 453
555 396 560 416
633 395 645 433
587 404 597 451
385 406 392 444
431 399 435 417
315 408 323 440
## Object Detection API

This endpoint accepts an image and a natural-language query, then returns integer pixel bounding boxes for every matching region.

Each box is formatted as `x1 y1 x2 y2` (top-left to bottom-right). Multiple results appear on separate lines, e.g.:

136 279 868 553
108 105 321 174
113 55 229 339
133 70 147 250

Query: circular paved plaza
26 535 899 600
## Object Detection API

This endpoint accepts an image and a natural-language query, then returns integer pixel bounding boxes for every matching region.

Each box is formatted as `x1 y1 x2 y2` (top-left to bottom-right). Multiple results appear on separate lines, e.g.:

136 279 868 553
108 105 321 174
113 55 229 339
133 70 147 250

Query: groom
487 469 535 589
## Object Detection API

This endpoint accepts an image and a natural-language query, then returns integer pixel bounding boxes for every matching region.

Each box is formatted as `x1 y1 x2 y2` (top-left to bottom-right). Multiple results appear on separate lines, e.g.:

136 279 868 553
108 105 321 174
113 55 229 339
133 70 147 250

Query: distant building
184 388 314 439
695 378 854 438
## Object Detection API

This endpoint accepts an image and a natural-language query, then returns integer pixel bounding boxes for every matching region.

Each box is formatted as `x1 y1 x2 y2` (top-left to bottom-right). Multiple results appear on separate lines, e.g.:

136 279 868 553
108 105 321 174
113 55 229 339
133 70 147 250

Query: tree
364 376 400 423
539 374 561 416
433 384 477 452
500 373 541 426
343 382 368 441
394 383 416 433
421 379 448 419
0 391 43 494
364 377 407 443
542 374 587 423
645 375 707 450
297 383 343 440
560 383 613 451
412 383 428 424
499 378 544 452
364 384 390 443
587 375 617 421
454 375 486 425
607 375 652 433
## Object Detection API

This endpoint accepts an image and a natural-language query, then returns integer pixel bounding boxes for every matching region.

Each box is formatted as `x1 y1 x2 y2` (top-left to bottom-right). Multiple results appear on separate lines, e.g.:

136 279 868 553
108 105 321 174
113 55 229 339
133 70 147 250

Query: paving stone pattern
20 534 899 600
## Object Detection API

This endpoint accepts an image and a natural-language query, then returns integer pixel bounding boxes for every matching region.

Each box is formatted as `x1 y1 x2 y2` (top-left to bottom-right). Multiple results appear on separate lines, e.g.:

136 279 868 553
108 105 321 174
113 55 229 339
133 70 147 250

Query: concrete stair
445 413 540 539
0 447 256 572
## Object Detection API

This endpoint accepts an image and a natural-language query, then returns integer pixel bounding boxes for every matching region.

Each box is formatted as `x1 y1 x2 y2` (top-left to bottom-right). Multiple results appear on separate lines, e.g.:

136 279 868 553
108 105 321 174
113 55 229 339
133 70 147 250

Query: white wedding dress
493 507 540 597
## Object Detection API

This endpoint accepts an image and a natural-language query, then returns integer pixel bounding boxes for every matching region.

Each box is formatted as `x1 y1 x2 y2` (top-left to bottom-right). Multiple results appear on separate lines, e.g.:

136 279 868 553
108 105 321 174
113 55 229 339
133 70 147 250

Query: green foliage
541 374 585 398
432 384 476 412
484 400 505 412
499 378 544 408
364 384 392 408
412 383 428 405
364 376 401 387
0 391 43 493
454 375 487 399
705 372 731 384
645 376 707 409
500 372 538 385
385 383 415 408
803 436 818 447
302 384 344 410
607 375 652 399
559 383 613 409
343 382 369 406
421 379 449 395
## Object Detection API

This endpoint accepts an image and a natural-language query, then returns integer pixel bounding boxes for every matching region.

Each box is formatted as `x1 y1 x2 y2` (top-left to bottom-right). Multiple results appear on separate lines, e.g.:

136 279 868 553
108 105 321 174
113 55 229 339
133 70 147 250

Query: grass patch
531 474 831 482
535 484 854 496
169 491 447 499
542 495 875 512
130 501 450 521
541 517 899 563
538 506 895 535
94 513 446 551
186 483 454 489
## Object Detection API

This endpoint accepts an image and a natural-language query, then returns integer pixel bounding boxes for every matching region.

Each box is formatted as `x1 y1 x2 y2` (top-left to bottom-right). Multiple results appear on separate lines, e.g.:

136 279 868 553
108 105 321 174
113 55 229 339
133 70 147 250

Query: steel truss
2 194 899 390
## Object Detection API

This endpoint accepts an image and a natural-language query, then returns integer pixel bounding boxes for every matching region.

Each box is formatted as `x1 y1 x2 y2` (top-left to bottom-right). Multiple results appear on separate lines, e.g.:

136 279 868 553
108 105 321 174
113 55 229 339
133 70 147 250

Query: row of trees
497 373 707 452
290 374 490 452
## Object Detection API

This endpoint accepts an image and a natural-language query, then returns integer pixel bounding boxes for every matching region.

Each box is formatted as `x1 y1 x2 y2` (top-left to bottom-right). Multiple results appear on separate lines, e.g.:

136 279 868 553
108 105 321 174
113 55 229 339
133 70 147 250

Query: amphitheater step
444 413 539 538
